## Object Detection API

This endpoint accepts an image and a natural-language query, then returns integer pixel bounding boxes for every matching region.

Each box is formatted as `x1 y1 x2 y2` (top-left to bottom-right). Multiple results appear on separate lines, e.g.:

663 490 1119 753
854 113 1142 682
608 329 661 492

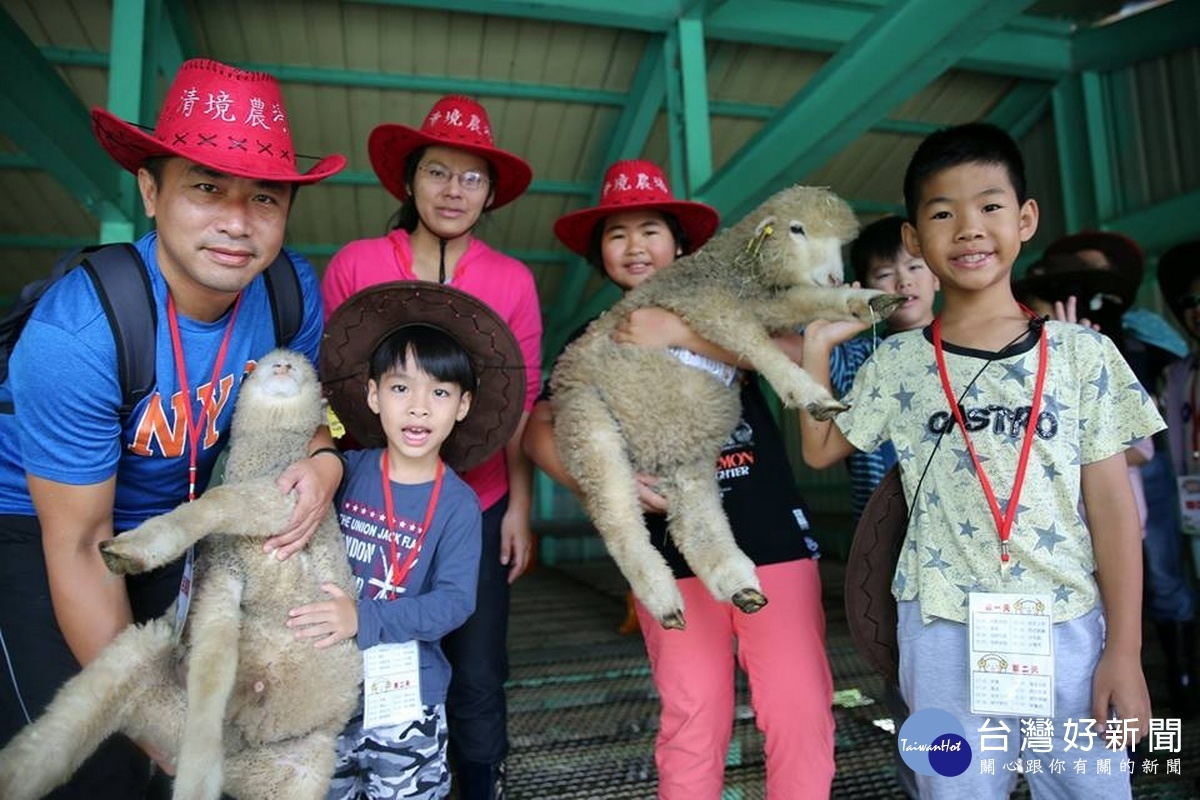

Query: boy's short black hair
369 324 477 396
584 210 690 275
902 122 1027 223
849 216 907 284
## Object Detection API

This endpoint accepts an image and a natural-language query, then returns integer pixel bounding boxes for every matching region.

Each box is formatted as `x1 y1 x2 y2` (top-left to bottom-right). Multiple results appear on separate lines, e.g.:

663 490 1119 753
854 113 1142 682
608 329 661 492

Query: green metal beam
0 9 130 227
104 0 160 242
705 0 1072 80
1081 71 1117 223
350 0 684 32
675 14 712 196
158 0 197 78
1073 0 1200 73
1050 75 1097 233
1102 190 1200 258
698 0 1036 223
983 82 1052 141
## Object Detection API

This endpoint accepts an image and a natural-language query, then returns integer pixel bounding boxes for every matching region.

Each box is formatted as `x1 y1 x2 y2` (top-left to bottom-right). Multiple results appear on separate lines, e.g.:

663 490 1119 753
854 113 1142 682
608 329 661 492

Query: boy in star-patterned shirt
800 123 1162 799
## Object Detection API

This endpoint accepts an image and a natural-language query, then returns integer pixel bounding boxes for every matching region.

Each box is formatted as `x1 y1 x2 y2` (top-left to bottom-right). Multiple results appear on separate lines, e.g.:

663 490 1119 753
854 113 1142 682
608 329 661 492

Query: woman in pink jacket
321 95 542 800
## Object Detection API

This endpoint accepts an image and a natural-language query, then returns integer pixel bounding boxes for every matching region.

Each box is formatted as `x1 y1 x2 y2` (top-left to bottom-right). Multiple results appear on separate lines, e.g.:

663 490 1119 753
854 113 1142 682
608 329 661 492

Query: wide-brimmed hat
368 96 533 210
320 282 525 474
1157 240 1200 326
1013 252 1137 310
844 466 907 686
1044 230 1144 302
91 58 345 184
554 160 720 256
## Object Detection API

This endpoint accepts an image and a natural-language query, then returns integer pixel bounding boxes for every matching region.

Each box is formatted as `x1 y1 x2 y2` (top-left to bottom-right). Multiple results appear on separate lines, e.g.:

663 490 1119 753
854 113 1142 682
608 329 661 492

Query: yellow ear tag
745 224 774 256
325 404 346 439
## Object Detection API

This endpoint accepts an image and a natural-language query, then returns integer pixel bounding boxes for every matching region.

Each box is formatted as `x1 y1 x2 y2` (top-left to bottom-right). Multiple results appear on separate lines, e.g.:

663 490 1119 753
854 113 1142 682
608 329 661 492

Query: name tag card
363 641 422 729
968 592 1054 718
1177 475 1200 535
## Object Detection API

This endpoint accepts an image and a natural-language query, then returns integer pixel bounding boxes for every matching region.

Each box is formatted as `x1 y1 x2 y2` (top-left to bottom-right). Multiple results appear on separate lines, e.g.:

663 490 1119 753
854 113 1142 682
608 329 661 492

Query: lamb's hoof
99 540 146 575
732 588 769 614
659 611 686 631
869 293 906 319
806 398 849 421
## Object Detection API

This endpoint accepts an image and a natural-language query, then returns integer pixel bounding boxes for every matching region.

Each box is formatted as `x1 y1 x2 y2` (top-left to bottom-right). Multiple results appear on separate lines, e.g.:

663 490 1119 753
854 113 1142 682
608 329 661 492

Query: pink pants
636 558 835 799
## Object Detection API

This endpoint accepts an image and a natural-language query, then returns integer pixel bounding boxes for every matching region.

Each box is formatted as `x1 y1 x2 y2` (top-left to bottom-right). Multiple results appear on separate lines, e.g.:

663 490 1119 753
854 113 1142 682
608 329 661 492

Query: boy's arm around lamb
357 490 482 648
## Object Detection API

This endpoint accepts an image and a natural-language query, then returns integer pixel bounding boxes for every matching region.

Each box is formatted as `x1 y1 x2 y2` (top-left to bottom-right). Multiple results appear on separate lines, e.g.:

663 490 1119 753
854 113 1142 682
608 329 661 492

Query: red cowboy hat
554 160 719 256
368 96 533 210
320 282 526 474
91 59 345 185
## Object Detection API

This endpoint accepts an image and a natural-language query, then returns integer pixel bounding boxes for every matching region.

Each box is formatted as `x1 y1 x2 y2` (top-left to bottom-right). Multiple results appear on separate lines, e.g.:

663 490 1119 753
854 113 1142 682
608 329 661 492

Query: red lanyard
932 315 1048 564
380 452 445 597
167 293 242 501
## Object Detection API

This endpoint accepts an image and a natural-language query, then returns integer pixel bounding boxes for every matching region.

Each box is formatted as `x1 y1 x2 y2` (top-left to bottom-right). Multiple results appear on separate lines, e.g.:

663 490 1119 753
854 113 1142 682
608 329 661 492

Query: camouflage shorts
327 704 450 800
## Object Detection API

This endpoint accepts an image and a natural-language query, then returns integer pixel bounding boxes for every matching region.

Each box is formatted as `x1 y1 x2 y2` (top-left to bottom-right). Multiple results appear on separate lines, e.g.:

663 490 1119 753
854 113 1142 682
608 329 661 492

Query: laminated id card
968 592 1054 718
363 641 422 728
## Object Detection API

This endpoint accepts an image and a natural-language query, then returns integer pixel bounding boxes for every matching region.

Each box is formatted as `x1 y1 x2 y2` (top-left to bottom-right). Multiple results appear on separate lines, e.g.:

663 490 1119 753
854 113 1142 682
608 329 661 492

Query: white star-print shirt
838 320 1165 624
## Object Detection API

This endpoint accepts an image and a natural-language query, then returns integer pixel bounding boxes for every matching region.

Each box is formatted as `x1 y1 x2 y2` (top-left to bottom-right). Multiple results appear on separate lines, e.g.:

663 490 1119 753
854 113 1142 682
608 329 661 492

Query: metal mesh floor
498 558 1200 799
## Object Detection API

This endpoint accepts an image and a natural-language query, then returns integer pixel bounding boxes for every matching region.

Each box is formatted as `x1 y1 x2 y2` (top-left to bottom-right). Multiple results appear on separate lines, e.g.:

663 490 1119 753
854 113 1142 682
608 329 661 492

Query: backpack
0 243 304 416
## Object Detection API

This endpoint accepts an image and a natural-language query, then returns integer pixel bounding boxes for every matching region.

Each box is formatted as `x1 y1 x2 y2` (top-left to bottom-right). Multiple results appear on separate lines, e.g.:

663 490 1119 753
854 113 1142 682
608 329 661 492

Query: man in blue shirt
0 58 346 798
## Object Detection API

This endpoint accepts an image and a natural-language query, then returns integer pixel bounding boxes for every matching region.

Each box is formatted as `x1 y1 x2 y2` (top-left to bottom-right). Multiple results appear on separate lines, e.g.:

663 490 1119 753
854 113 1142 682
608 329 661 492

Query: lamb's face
240 348 321 412
751 186 860 288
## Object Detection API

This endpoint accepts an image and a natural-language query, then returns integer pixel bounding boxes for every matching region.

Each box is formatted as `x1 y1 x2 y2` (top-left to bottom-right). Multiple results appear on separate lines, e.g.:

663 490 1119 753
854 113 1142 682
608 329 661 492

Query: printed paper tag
968 592 1054 718
362 641 422 728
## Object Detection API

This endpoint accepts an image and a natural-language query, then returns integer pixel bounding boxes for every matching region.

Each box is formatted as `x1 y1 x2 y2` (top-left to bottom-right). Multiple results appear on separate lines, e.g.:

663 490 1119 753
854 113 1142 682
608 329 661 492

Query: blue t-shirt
0 232 323 530
829 334 898 518
338 449 482 708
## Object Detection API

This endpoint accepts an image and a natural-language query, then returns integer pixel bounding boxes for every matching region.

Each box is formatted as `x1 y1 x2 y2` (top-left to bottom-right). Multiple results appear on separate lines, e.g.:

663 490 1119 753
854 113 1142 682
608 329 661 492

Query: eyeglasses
1178 293 1200 311
417 163 490 192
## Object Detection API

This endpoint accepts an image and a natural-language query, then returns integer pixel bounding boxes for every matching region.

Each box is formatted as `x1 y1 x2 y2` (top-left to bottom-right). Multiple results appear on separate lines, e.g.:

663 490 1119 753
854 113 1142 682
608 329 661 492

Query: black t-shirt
541 327 819 579
643 377 819 578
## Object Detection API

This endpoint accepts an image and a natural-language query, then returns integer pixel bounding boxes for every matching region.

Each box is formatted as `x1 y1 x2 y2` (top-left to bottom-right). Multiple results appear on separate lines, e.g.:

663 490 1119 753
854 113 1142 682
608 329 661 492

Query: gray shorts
326 704 450 800
897 601 1134 799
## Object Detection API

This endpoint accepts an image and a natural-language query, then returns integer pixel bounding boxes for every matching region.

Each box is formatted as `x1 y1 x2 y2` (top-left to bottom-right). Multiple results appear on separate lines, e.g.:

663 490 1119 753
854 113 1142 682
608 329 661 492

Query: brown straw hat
320 282 525 473
844 466 907 685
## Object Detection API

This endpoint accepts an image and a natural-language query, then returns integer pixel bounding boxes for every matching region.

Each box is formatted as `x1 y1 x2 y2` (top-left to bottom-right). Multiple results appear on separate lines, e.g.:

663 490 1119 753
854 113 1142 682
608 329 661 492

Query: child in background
291 284 524 799
804 215 939 518
524 160 834 799
800 122 1161 798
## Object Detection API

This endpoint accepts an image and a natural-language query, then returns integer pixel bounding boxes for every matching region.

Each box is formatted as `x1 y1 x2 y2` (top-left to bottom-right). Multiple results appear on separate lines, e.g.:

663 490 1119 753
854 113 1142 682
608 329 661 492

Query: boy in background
800 122 1160 798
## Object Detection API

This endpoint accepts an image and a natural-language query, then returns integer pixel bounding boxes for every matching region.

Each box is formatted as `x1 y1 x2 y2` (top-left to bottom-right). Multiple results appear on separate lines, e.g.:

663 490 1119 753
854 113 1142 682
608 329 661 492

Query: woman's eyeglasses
417 163 490 192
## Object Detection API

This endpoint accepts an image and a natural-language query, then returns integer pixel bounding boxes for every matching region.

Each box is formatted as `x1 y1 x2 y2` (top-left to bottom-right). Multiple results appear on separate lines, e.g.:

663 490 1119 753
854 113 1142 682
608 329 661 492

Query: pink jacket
322 230 543 510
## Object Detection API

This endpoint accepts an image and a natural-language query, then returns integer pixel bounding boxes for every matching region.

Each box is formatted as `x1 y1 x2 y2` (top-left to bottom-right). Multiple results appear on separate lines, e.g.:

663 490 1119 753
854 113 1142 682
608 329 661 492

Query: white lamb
0 349 361 800
550 185 902 628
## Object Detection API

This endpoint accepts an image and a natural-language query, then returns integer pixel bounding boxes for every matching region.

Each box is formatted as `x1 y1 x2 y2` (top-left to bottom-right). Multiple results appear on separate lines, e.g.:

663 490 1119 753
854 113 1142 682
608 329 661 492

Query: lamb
550 185 903 629
0 349 361 800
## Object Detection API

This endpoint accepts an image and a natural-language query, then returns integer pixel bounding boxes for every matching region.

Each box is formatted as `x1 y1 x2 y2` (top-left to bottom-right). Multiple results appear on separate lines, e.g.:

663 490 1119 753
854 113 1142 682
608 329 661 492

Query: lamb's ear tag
326 404 346 439
745 223 774 257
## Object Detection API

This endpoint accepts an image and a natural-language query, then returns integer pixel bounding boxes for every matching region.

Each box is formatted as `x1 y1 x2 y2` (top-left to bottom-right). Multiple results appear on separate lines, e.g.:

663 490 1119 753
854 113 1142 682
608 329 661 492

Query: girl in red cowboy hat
320 94 541 799
523 160 835 799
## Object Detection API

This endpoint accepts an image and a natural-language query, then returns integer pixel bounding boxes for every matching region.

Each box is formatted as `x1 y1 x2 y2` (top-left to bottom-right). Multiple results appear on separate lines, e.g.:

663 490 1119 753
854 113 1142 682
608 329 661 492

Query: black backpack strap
78 244 157 417
261 250 304 347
